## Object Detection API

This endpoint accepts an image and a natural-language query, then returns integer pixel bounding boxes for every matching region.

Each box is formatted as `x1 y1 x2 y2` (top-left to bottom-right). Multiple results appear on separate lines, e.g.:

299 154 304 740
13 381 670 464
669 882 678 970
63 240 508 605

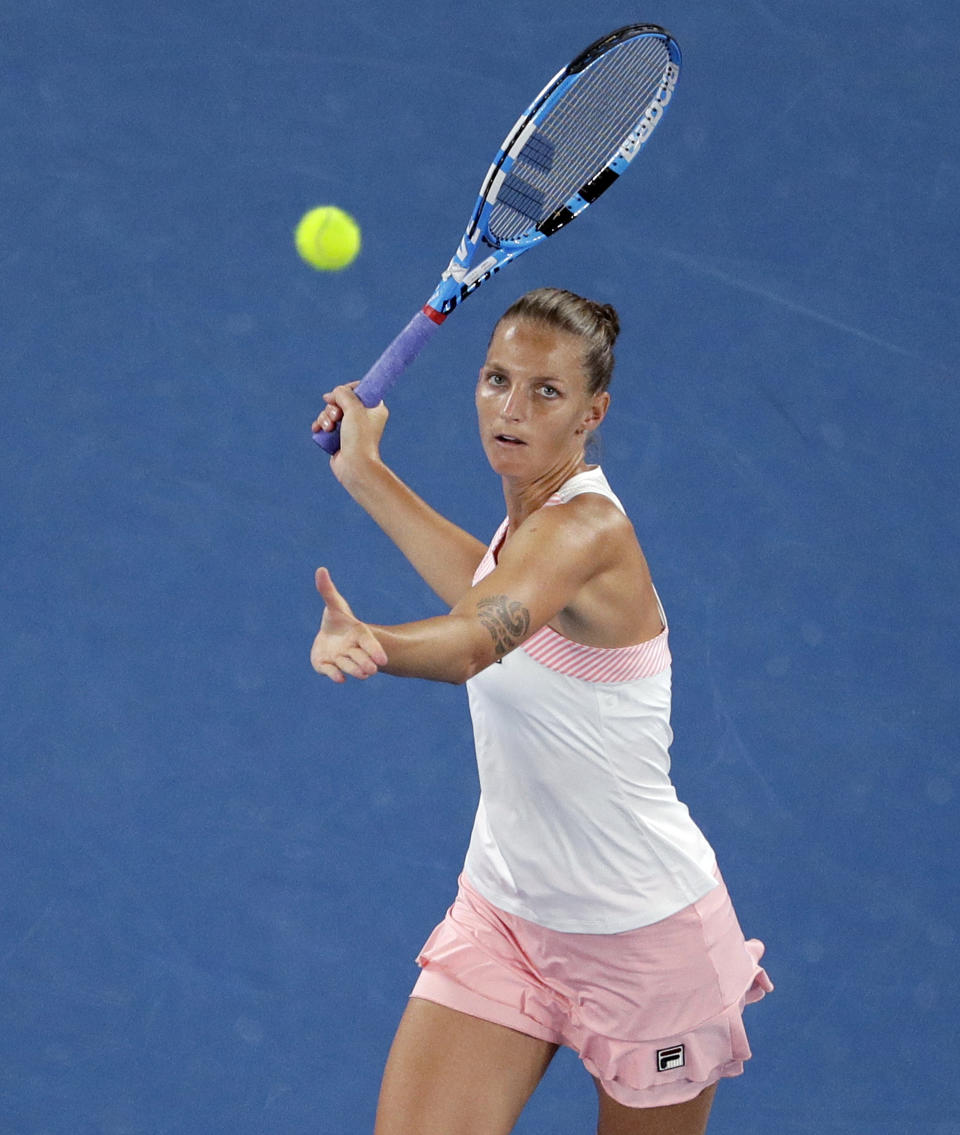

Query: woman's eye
487 373 506 386
539 384 559 398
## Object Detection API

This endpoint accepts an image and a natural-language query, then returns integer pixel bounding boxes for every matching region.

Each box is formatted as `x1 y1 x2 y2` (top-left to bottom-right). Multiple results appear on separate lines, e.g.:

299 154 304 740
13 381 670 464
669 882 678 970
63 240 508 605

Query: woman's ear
582 391 611 434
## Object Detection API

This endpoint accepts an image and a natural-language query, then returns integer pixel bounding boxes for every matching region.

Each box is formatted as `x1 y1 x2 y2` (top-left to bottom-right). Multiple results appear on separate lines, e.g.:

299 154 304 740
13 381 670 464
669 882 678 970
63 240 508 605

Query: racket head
428 25 681 316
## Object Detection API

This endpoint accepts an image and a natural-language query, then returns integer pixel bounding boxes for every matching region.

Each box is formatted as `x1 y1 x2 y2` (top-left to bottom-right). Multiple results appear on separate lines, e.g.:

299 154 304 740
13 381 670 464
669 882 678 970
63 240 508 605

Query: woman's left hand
311 568 388 683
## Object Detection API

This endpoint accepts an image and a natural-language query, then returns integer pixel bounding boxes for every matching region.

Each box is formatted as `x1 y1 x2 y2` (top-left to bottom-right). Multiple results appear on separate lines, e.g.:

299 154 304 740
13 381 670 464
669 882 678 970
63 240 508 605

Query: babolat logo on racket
656 1045 685 1071
621 62 680 158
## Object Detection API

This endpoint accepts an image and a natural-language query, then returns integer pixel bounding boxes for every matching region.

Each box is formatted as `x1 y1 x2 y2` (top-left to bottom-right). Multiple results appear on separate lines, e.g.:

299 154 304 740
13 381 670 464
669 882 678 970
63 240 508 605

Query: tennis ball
294 205 361 271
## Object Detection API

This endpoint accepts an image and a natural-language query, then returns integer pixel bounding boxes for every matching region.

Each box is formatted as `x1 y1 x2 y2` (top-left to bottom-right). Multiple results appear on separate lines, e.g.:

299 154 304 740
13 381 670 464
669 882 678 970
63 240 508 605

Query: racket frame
424 24 681 318
314 24 680 453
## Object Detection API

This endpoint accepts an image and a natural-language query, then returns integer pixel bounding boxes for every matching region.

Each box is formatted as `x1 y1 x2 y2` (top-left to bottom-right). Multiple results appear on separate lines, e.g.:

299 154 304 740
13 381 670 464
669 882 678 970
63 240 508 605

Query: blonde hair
494 287 620 395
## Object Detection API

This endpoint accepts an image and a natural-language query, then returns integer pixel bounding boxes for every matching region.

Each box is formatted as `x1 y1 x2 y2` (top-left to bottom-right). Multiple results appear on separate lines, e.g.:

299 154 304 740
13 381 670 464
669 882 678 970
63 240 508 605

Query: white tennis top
462 467 718 933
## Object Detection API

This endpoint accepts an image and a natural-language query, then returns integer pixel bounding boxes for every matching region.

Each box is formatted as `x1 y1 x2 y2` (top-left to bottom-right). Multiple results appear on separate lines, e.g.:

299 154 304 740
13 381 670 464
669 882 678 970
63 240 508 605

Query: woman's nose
501 386 526 420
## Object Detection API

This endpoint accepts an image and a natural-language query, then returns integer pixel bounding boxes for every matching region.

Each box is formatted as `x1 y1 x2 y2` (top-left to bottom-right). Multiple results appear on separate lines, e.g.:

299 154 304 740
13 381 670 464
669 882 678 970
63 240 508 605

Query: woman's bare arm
312 498 625 685
335 460 487 607
314 385 485 606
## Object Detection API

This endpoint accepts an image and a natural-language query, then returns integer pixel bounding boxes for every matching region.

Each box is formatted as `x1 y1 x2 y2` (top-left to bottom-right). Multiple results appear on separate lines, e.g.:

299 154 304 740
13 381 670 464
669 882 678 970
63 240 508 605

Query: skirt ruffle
414 877 773 1109
570 940 773 1106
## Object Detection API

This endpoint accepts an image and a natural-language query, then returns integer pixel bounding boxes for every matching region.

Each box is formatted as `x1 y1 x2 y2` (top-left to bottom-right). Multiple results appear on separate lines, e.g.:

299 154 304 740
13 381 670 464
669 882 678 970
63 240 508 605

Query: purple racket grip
313 308 444 454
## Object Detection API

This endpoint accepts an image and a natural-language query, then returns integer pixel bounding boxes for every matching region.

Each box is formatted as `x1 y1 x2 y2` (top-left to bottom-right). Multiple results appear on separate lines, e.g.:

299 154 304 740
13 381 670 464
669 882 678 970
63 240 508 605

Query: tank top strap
543 466 625 514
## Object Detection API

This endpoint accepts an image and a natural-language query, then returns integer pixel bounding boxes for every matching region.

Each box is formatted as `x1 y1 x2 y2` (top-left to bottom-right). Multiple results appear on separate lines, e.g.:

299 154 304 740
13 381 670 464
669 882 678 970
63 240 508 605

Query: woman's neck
501 453 594 533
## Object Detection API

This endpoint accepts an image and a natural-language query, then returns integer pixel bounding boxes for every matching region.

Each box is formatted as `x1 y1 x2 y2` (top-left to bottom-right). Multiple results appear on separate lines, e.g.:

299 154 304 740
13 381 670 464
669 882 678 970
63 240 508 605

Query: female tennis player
310 288 772 1135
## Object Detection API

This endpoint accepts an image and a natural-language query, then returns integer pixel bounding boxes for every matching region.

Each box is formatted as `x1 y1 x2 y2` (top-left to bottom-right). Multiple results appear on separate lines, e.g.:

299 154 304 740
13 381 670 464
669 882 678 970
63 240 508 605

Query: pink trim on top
472 516 670 683
472 518 509 586
521 622 670 682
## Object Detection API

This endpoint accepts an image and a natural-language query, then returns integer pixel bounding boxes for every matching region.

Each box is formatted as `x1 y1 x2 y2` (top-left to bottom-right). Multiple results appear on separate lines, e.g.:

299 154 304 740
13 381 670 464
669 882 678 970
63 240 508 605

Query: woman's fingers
312 383 362 433
313 661 346 684
358 626 388 668
315 566 352 614
342 645 381 677
311 383 389 443
312 406 337 433
311 642 382 681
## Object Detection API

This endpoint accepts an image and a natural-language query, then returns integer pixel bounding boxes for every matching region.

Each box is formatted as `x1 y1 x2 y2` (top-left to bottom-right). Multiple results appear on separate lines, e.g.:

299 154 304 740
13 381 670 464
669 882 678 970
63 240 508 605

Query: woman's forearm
370 611 493 685
341 461 487 607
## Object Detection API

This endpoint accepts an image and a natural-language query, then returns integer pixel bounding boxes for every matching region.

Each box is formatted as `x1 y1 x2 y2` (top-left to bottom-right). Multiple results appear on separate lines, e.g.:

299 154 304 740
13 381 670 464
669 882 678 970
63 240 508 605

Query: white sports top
462 467 718 933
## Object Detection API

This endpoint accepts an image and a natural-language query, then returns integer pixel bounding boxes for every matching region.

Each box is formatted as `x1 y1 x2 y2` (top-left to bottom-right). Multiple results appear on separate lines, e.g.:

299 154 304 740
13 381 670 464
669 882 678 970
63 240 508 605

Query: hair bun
594 303 621 343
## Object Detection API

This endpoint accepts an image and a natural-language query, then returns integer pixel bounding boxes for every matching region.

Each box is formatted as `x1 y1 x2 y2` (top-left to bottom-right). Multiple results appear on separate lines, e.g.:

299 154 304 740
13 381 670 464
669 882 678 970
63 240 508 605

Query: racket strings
489 36 672 242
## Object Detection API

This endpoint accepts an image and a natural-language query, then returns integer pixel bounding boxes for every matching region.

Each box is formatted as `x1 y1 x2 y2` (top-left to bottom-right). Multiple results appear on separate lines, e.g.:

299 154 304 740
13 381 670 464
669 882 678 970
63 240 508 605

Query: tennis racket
314 23 681 454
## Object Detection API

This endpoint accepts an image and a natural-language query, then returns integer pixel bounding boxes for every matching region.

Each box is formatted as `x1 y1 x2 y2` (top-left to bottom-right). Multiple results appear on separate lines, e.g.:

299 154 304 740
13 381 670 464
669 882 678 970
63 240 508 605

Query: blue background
2 1 958 1132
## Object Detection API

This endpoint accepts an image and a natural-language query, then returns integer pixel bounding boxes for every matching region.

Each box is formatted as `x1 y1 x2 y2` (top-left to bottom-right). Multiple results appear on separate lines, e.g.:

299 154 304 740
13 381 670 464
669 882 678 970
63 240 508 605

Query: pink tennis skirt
412 872 772 1109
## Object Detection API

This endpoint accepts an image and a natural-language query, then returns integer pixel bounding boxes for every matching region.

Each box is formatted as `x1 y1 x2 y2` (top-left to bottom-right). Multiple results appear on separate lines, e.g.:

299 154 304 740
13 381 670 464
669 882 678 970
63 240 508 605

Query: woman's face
475 319 609 477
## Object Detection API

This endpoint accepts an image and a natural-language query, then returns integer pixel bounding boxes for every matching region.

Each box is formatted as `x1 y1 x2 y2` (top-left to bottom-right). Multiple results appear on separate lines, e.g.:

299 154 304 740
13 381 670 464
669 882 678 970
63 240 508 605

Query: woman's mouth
494 433 526 446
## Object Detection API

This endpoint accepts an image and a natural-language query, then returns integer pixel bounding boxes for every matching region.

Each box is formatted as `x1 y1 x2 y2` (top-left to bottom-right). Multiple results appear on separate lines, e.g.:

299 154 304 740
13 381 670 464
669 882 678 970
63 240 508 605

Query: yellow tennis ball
294 205 361 271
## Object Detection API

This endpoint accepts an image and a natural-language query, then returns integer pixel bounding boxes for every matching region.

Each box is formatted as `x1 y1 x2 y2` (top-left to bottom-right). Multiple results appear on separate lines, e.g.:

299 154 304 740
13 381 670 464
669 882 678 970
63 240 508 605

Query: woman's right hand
311 567 388 682
312 382 390 486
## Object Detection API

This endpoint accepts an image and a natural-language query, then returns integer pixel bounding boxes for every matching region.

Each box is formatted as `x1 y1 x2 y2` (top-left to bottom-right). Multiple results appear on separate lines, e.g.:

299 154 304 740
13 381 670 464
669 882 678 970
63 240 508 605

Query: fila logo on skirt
656 1045 686 1072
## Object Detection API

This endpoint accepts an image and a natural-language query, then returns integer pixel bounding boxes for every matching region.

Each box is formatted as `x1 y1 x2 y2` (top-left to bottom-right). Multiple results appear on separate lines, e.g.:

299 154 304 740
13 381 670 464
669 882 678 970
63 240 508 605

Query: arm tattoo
476 595 531 660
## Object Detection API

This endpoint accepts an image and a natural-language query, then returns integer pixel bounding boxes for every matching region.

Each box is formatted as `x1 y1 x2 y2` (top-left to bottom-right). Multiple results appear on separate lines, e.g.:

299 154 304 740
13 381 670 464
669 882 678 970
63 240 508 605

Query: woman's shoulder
518 484 635 564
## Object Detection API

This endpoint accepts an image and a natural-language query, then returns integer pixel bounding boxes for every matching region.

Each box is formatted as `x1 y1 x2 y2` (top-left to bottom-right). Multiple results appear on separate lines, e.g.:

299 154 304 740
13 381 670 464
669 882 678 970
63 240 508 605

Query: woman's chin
484 441 531 473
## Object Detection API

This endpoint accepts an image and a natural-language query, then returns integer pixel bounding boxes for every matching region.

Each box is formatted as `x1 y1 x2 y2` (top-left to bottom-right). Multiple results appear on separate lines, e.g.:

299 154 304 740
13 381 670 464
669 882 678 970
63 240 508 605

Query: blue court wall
1 2 958 1132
